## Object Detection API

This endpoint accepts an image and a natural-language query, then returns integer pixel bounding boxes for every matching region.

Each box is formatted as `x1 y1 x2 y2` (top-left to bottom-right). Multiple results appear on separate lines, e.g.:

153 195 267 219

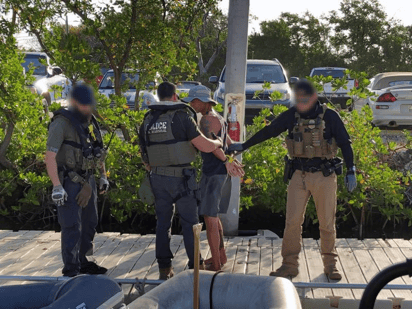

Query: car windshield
221 65 286 83
99 71 139 89
22 55 47 76
311 69 346 79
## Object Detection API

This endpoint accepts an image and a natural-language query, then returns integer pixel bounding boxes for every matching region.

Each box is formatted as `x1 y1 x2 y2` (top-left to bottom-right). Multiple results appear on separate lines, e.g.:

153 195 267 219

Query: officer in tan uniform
45 84 109 277
228 80 357 280
138 82 224 280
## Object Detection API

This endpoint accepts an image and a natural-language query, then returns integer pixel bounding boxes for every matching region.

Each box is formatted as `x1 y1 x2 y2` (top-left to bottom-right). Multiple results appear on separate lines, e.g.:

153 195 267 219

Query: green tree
329 0 412 74
248 12 344 77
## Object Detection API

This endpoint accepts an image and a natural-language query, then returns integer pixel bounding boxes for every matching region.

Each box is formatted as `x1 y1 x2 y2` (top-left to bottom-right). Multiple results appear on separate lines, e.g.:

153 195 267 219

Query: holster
320 157 343 177
182 168 200 201
283 155 294 183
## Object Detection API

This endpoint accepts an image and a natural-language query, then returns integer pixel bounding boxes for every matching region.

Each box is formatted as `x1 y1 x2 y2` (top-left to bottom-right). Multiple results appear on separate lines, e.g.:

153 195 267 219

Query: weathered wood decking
0 230 412 308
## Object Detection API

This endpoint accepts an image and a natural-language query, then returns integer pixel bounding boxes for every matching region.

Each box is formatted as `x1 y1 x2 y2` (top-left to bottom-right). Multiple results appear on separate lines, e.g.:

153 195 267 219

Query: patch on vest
148 121 168 134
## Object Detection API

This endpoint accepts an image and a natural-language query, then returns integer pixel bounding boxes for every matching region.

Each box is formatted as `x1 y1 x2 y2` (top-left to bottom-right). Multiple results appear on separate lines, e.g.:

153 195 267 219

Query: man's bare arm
191 134 222 153
45 151 61 187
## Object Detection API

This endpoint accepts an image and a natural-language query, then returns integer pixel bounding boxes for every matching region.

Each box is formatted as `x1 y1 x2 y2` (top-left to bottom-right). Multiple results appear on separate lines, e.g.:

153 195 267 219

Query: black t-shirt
171 110 201 141
243 103 354 168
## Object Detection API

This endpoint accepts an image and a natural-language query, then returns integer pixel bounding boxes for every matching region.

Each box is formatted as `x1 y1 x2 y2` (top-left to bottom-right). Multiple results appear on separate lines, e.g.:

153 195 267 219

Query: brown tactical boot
159 267 174 280
269 265 299 278
324 266 342 280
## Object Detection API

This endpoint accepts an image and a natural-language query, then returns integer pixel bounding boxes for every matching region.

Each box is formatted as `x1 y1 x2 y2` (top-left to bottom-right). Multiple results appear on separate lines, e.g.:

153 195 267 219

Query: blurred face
70 99 94 116
295 90 317 113
190 98 209 115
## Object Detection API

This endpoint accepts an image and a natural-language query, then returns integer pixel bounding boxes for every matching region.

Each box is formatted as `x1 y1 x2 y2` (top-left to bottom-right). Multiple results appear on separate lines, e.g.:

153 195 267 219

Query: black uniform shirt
243 102 354 168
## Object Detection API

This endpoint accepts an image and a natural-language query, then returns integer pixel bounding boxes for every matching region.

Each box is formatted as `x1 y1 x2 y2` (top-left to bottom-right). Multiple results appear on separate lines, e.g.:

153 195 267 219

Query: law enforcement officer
183 85 244 271
228 80 357 280
45 84 109 277
138 82 223 280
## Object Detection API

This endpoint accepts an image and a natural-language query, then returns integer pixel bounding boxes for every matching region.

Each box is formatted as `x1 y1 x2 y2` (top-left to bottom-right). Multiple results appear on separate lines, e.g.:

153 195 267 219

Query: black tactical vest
143 107 197 167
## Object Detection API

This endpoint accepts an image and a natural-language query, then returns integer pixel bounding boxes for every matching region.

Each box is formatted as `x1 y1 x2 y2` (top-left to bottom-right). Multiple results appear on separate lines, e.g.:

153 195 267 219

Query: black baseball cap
70 84 96 106
294 79 316 96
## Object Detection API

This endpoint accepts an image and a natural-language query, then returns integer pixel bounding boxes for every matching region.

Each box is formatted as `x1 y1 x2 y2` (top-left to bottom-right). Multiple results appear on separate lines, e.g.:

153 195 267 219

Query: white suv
209 59 297 123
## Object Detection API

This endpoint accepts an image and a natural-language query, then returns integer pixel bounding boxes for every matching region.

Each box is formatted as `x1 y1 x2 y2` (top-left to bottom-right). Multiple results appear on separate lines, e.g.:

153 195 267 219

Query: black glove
345 166 357 193
227 142 244 155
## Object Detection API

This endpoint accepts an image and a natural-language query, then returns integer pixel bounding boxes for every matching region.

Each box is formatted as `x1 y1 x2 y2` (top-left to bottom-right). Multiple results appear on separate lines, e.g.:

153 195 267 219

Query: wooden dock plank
346 238 366 248
0 238 60 286
293 249 313 299
102 235 141 275
221 244 237 273
352 247 393 299
246 246 260 276
232 245 248 274
271 239 282 275
260 247 273 276
2 232 412 303
336 247 365 299
109 237 155 279
257 237 272 248
304 245 333 299
393 239 412 248
362 239 382 248
369 247 412 300
0 230 13 240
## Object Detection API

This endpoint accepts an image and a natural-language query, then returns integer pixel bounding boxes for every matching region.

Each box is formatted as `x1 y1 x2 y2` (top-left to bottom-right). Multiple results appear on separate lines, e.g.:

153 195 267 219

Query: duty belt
295 166 322 173
151 166 192 177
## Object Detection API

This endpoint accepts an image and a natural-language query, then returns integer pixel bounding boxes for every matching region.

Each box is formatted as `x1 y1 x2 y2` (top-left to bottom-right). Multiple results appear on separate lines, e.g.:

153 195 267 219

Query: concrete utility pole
219 0 249 236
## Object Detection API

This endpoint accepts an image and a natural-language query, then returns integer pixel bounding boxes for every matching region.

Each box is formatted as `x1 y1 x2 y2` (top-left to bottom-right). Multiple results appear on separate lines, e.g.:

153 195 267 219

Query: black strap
209 270 223 309
53 109 103 151
62 140 82 149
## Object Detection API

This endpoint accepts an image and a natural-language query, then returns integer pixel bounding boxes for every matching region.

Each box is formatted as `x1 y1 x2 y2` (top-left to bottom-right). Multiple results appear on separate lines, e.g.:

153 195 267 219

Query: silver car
98 69 158 110
355 72 412 127
209 59 298 123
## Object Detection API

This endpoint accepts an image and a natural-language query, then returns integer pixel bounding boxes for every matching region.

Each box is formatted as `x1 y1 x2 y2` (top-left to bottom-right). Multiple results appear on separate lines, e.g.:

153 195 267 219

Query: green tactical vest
285 104 338 160
51 109 104 172
143 109 197 167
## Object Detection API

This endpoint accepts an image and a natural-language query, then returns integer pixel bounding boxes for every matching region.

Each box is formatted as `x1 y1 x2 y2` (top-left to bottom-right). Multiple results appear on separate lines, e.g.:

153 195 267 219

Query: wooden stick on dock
193 223 203 309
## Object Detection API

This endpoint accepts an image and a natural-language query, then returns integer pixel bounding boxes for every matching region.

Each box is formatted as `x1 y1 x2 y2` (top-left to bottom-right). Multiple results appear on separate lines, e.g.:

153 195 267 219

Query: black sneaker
80 262 108 275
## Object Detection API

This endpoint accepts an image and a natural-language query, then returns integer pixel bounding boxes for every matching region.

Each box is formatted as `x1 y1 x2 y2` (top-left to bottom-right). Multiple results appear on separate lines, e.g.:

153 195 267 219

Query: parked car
21 52 51 84
309 67 357 108
354 72 412 127
209 59 298 123
176 81 201 96
98 69 158 110
21 52 72 106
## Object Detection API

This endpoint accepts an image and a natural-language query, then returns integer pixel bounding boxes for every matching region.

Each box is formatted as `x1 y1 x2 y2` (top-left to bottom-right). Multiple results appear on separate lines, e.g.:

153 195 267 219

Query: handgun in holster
182 168 200 200
320 157 343 177
283 155 294 184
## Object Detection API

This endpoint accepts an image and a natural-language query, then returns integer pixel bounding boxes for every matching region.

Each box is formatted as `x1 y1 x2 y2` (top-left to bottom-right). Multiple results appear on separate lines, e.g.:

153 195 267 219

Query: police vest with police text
285 104 338 160
143 108 197 167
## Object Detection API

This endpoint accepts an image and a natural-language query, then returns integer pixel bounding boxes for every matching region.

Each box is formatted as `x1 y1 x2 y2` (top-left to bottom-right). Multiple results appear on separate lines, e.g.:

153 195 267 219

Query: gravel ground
379 128 410 144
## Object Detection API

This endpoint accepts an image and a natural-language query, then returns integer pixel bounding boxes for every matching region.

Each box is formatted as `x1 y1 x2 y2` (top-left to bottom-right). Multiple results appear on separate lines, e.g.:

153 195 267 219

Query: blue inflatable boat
0 274 125 309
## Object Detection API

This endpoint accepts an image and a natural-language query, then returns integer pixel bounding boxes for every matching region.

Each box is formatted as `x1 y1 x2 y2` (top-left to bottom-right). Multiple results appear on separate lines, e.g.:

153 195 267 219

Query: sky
218 0 412 35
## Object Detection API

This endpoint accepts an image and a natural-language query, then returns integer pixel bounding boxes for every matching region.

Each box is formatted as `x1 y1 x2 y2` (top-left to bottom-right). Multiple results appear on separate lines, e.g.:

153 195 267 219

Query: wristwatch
347 166 356 174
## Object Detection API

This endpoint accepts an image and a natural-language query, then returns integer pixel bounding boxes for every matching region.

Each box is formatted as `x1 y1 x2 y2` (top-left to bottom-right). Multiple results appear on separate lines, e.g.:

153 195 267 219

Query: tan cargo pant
281 169 338 269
